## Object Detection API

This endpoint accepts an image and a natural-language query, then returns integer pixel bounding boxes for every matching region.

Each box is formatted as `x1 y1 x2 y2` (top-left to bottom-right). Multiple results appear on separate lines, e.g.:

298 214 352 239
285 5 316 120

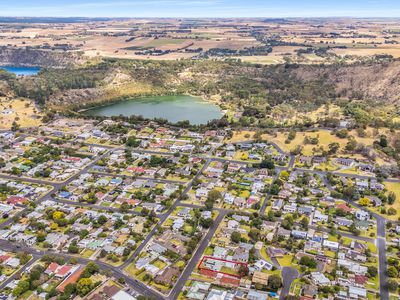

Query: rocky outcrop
291 61 400 104
0 47 84 67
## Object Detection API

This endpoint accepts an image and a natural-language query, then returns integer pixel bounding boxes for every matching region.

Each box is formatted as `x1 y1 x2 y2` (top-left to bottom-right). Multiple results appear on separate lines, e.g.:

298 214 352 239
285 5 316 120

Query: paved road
0 255 39 290
0 173 58 187
260 172 280 215
168 211 227 300
296 167 400 183
52 198 143 216
0 240 164 300
255 248 281 270
377 236 389 300
91 171 186 185
0 135 395 299
322 175 389 300
119 158 211 270
288 155 296 169
280 267 299 300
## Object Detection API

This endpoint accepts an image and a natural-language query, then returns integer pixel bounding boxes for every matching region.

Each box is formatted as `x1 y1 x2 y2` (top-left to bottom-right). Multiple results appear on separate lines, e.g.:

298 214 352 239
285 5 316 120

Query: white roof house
111 290 136 300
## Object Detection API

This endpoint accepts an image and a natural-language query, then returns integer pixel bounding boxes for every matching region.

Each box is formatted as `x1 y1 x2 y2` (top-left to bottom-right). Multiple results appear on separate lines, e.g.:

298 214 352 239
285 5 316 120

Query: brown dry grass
0 98 42 129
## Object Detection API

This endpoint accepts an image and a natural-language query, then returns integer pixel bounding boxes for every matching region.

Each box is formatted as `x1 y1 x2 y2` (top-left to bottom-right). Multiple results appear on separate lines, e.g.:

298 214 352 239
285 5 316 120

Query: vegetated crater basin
1 66 40 76
83 95 223 125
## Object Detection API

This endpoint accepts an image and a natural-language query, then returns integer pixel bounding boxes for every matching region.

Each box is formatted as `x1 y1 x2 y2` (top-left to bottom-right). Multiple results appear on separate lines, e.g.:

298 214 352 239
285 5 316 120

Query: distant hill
0 17 116 23
2 55 400 110
0 47 84 67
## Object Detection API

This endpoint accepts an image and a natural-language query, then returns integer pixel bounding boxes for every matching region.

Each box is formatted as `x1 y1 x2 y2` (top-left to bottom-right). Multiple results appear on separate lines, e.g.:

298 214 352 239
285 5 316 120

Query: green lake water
83 95 223 125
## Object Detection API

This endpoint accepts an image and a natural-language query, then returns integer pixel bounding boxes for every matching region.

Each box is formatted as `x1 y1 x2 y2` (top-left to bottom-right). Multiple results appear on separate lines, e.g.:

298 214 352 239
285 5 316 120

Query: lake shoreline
79 94 223 125
77 92 220 113
1 65 40 76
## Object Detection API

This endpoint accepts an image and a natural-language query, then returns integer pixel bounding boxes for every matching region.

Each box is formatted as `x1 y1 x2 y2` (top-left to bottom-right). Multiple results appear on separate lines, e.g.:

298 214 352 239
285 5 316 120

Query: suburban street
280 267 299 300
0 140 394 300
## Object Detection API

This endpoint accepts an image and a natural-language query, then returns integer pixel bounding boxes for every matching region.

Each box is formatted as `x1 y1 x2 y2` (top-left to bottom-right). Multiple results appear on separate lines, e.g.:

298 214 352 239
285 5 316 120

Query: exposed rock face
291 61 400 103
49 88 104 108
0 47 83 67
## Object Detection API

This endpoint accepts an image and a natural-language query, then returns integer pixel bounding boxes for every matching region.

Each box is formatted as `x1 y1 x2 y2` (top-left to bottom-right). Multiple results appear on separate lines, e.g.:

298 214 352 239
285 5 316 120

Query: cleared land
0 98 42 129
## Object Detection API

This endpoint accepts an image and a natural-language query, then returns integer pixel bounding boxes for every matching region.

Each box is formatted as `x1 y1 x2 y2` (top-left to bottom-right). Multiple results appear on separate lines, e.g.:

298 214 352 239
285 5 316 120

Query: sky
1 0 400 18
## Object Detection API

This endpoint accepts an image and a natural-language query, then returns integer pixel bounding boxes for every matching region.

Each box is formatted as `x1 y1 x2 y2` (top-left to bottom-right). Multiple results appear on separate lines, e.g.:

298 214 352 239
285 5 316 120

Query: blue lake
1 66 40 76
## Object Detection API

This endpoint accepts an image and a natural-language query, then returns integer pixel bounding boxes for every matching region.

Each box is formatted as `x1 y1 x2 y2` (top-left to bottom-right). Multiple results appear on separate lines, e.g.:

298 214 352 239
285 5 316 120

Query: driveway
280 267 299 300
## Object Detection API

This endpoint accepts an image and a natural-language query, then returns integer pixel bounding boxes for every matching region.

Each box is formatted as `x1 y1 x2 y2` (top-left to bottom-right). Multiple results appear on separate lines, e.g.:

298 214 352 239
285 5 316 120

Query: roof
336 203 353 212
111 290 136 300
349 286 367 297
56 267 83 292
46 262 59 273
7 196 28 205
56 265 72 277
252 271 269 285
103 285 121 297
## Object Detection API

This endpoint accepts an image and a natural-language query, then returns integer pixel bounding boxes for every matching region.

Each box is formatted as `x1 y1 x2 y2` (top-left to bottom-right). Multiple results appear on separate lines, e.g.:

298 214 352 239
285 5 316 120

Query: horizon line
1 16 400 19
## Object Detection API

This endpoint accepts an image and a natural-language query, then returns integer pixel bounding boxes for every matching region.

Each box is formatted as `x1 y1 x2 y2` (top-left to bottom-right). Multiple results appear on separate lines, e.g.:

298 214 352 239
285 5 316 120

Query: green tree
387 280 398 292
267 274 282 290
387 266 398 278
230 231 241 243
199 218 213 229
367 266 378 278
328 142 340 154
299 256 317 268
76 278 93 296
12 280 30 297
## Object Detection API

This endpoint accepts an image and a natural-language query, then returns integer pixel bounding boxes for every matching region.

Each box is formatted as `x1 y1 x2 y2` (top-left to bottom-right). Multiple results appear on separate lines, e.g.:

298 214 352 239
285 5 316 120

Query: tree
349 223 361 236
97 215 108 225
205 189 221 210
68 243 80 254
248 229 260 241
63 283 77 296
388 192 396 205
367 266 378 278
379 135 388 148
345 139 357 151
387 266 398 278
343 186 359 201
260 159 275 169
76 278 93 296
80 262 100 278
126 137 141 147
52 211 65 220
16 252 31 265
118 277 126 284
328 142 340 154
281 215 294 230
285 296 299 300
270 184 280 195
230 231 241 243
120 202 130 213
36 232 47 242
199 218 213 229
79 229 89 239
207 189 222 202
387 280 398 292
11 120 20 132
299 256 317 268
335 129 348 138
238 265 249 277
29 265 44 282
300 216 309 229
359 197 370 206
113 218 124 229
267 274 282 290
280 170 290 181
12 280 30 297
